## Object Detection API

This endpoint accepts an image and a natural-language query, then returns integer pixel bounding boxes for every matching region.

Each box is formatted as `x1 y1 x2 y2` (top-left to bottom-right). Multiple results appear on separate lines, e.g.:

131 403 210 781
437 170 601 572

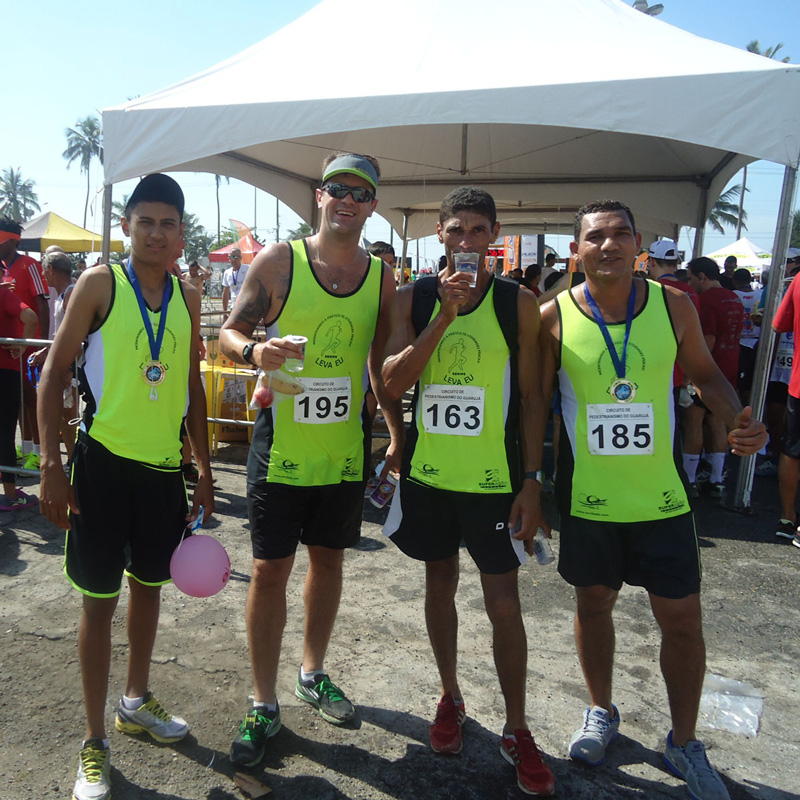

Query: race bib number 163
587 403 654 455
421 384 485 437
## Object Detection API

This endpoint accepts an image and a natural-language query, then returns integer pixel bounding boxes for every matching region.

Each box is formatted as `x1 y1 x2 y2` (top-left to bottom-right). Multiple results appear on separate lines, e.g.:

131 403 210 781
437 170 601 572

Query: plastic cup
453 252 480 287
284 335 308 373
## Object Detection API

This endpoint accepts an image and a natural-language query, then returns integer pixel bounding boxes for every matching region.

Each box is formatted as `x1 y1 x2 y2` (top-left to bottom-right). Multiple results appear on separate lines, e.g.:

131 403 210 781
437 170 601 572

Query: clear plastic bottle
532 528 555 565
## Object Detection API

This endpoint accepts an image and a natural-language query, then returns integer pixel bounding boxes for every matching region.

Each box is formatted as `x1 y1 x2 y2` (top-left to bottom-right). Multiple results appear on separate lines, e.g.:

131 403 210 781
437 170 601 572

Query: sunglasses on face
322 183 375 204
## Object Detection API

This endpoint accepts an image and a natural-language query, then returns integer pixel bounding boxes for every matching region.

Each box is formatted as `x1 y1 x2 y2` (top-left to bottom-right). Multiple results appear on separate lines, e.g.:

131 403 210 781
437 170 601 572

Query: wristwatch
241 341 257 366
523 470 544 484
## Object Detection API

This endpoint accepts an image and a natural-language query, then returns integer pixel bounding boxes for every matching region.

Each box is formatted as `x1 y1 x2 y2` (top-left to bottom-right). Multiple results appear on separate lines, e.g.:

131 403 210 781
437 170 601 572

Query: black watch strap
242 341 257 365
523 470 544 484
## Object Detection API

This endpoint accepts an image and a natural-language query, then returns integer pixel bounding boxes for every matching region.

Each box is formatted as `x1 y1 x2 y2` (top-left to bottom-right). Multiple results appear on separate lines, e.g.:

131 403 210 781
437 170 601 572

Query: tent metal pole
691 184 708 259
732 164 798 510
102 185 112 264
399 212 410 287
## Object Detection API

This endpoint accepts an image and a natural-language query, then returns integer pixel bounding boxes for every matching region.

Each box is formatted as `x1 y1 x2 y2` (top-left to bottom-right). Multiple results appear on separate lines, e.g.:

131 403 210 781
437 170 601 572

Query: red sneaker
500 729 555 796
429 692 466 754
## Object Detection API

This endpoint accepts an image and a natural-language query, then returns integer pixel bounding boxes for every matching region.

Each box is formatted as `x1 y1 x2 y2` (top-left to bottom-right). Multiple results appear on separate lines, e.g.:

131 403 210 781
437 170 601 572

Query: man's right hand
39 463 78 530
438 272 471 323
254 336 306 372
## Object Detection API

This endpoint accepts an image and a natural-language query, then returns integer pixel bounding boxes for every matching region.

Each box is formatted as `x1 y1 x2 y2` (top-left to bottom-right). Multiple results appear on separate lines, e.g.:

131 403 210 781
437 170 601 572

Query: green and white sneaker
73 739 111 800
115 692 189 743
230 703 282 767
295 671 355 725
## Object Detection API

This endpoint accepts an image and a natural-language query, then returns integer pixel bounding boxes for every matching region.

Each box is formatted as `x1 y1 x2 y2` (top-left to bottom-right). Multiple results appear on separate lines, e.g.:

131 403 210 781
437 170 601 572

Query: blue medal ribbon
583 282 636 380
127 258 170 364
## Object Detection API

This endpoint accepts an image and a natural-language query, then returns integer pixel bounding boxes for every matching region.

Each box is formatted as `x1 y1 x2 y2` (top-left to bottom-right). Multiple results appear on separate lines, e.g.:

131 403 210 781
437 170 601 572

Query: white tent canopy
705 237 772 269
102 0 800 242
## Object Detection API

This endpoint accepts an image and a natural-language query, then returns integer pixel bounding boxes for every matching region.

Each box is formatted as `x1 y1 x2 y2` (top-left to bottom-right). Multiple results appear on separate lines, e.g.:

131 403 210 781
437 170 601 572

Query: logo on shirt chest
313 314 355 369
437 331 481 385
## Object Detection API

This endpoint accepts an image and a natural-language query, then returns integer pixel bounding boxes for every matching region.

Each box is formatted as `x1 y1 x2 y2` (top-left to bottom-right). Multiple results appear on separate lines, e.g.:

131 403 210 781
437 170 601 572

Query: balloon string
176 505 204 552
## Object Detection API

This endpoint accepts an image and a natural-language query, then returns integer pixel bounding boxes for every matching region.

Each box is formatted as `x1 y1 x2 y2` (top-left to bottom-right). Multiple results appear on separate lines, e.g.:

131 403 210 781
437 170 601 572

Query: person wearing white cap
220 152 403 766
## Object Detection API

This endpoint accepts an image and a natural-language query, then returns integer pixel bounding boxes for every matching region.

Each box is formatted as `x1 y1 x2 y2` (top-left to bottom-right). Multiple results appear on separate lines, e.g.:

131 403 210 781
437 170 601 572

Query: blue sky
4 0 799 263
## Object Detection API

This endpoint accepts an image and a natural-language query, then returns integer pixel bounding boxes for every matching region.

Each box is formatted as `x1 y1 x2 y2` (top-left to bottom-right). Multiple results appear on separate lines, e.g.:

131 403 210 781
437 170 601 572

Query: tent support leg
399 212 410 287
102 184 112 264
691 184 708 259
732 164 798 510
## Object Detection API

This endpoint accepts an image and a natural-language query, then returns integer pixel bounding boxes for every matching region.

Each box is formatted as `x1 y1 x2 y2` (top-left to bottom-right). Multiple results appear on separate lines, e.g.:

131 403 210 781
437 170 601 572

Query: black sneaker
775 519 797 540
295 671 355 724
230 703 282 767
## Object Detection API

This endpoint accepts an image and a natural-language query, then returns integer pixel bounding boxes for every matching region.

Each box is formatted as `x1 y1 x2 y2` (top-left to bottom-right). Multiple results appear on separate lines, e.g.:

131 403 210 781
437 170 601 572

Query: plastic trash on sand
698 674 764 737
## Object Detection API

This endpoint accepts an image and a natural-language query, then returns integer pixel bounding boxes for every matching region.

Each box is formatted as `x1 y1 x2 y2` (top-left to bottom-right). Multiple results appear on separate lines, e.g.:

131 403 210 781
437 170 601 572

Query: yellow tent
19 212 123 253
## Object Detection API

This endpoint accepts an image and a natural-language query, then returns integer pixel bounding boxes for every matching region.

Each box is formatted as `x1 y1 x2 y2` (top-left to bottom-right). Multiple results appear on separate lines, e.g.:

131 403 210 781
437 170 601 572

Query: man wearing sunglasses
221 248 249 320
219 153 403 766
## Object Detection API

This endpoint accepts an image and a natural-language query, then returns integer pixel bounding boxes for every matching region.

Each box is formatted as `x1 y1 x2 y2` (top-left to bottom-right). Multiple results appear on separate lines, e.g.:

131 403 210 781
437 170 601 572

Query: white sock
708 452 726 483
254 700 278 712
300 666 324 683
83 738 110 749
22 440 33 455
683 453 700 482
122 695 144 710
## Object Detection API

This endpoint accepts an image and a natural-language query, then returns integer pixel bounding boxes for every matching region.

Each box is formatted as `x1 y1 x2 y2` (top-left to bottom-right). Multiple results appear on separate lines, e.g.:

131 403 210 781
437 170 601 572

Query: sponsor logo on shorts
658 488 686 515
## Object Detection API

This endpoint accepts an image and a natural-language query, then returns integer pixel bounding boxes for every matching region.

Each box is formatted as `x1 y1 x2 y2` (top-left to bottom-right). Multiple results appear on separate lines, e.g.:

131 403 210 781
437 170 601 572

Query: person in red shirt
0 220 50 470
770 249 800 545
647 239 700 394
683 257 744 498
0 285 39 509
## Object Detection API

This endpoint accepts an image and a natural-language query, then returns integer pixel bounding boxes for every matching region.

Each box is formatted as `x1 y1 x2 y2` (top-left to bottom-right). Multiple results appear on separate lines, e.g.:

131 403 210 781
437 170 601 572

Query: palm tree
63 116 103 228
182 213 215 262
746 40 790 63
0 167 41 221
284 222 313 241
708 184 748 235
109 194 129 228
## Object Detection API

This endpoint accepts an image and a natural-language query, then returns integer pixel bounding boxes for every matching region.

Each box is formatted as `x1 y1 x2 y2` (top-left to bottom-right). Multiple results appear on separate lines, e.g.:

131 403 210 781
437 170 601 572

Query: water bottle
532 528 555 565
369 470 399 508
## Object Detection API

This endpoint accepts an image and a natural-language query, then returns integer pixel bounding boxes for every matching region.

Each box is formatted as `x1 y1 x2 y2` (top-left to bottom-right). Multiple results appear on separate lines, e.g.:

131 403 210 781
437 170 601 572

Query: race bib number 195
421 384 485 437
587 403 654 455
294 376 351 424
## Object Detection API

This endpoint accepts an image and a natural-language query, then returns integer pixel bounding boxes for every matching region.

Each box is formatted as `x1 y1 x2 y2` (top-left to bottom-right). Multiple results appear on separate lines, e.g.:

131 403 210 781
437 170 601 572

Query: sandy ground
1 440 799 800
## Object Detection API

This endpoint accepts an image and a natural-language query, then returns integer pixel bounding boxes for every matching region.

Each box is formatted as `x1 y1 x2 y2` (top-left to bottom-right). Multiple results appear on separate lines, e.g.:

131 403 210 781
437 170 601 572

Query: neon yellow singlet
409 280 514 493
257 240 382 486
80 264 191 467
557 280 689 521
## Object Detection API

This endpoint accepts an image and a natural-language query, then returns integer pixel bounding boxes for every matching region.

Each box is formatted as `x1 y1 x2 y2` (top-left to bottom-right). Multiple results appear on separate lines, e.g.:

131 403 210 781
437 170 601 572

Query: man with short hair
684 257 744 497
732 267 762 401
539 200 765 800
221 247 249 318
184 259 211 292
382 186 555 796
37 174 214 800
0 219 50 469
219 153 403 766
719 255 737 290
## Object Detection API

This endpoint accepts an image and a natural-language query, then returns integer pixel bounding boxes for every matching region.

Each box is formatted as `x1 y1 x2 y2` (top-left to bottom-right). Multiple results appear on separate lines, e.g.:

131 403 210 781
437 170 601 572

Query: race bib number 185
421 384 485 437
587 403 654 455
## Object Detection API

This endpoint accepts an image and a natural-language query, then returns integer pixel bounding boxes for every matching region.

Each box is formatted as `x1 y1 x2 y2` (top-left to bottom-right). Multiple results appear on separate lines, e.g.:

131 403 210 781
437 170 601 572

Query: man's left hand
728 406 768 456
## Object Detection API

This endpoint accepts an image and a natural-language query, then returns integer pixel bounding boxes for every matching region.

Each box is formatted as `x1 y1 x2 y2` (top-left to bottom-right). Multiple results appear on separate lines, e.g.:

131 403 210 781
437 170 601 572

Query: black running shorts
781 393 800 459
558 512 701 599
247 479 365 560
383 477 526 575
65 433 188 597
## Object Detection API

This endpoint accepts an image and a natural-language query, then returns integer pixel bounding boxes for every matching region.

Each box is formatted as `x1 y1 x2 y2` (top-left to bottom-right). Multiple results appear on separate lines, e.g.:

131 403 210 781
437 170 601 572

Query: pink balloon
170 535 231 598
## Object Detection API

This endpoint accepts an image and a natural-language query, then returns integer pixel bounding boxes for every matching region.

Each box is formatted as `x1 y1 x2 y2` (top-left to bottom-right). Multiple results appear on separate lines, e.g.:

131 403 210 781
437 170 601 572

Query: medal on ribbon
583 283 637 404
127 259 171 401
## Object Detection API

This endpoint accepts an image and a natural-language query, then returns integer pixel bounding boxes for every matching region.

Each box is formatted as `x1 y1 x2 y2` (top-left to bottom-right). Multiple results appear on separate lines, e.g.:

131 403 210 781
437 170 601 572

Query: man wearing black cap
220 153 403 765
37 174 214 800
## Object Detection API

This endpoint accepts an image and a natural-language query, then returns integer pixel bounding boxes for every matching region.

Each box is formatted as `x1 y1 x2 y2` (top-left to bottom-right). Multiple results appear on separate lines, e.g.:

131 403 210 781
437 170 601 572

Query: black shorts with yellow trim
65 433 188 597
247 478 365 560
558 511 701 599
383 477 526 575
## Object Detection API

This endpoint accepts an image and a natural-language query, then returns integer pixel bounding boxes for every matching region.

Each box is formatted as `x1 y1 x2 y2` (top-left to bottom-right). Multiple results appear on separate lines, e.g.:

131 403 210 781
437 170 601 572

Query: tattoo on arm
230 280 270 329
